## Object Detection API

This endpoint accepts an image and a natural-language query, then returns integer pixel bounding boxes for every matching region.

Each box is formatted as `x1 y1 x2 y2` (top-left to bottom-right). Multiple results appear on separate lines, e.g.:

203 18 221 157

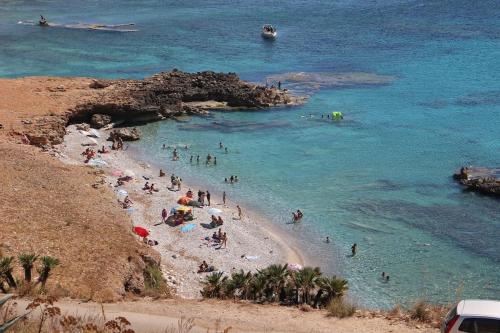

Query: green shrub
143 264 170 298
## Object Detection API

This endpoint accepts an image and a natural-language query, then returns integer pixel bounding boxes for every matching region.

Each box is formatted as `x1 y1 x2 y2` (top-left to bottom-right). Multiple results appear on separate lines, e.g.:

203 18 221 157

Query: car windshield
458 318 500 333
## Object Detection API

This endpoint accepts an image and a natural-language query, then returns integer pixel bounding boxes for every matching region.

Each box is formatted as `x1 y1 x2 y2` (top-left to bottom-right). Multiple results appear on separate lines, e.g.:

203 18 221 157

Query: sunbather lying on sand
143 182 150 190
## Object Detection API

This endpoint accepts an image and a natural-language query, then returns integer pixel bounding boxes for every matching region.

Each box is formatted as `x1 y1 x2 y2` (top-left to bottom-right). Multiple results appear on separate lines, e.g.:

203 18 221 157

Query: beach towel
180 223 196 233
245 255 260 261
88 159 108 167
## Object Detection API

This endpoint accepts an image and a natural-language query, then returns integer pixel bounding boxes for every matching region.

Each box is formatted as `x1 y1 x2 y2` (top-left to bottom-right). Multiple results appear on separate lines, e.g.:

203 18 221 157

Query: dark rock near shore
108 128 140 141
454 166 500 197
90 113 112 128
73 70 300 125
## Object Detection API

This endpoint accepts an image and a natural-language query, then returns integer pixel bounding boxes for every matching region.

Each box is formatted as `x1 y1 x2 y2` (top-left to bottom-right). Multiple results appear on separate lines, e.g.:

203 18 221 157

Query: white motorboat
261 24 277 39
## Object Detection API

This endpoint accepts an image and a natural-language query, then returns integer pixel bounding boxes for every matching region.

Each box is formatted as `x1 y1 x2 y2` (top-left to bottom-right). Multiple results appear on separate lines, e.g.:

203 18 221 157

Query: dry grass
326 298 356 318
0 140 160 301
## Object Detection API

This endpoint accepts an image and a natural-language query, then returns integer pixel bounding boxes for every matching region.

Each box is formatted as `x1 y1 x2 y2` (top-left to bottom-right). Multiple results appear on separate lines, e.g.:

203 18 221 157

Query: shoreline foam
57 125 306 298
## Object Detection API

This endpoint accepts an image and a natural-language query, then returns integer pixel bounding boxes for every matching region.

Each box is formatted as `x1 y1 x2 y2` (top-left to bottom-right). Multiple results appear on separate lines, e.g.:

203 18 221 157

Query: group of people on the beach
211 228 228 248
170 173 182 191
143 182 159 194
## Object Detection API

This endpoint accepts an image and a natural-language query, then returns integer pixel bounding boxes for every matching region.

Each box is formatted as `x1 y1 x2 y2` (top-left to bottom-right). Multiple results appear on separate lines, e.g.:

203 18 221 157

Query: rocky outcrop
72 70 300 125
11 70 300 147
90 114 112 128
108 127 141 141
454 166 500 197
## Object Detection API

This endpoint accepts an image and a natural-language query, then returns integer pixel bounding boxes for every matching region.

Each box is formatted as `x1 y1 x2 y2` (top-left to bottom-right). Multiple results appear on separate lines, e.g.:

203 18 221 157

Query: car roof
457 300 500 318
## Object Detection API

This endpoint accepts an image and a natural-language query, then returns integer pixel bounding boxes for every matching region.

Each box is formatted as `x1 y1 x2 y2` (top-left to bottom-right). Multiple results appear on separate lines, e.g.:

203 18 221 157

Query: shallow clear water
2 0 499 308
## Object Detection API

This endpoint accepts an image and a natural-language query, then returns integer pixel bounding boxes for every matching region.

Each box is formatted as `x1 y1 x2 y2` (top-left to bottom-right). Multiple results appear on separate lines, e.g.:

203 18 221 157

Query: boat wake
17 20 138 32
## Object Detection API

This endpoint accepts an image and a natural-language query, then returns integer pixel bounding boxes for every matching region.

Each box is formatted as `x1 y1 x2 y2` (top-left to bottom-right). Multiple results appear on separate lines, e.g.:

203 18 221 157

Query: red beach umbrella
133 226 149 238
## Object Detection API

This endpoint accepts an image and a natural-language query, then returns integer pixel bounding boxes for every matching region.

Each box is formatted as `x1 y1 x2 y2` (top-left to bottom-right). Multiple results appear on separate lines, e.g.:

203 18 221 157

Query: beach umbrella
176 206 192 213
117 189 128 196
133 226 149 238
170 205 192 214
287 263 303 271
207 207 223 215
124 169 135 177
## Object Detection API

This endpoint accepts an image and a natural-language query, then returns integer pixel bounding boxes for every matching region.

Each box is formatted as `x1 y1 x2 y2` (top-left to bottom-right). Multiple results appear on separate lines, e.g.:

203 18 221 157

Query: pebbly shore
56 125 304 298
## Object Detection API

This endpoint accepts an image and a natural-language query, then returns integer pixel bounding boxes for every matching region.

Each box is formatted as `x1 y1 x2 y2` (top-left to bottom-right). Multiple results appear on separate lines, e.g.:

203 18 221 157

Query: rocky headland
0 70 300 147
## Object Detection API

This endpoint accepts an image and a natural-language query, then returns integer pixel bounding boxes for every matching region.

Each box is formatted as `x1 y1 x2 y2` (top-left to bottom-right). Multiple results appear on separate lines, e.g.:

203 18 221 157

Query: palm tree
249 272 267 302
226 270 253 300
263 264 289 302
200 272 227 298
18 253 38 282
314 276 349 308
37 256 60 287
0 257 17 289
293 267 321 305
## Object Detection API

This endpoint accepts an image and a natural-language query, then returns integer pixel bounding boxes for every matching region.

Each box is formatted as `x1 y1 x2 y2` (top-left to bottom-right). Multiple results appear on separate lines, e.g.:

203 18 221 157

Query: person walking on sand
206 190 211 206
237 205 242 220
221 232 227 248
223 191 227 206
351 243 357 256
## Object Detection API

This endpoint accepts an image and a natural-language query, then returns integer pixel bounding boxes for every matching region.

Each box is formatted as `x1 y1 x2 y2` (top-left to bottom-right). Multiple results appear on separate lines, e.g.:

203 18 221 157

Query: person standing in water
190 155 193 163
214 157 217 165
196 155 200 164
351 243 357 256
219 142 223 149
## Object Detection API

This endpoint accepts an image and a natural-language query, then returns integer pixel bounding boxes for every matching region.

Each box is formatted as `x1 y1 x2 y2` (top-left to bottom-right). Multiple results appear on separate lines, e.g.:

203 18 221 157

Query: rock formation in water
454 166 500 197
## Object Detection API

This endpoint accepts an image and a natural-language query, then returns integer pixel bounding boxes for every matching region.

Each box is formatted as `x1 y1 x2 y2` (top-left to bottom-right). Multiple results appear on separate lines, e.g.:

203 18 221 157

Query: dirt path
14 298 438 333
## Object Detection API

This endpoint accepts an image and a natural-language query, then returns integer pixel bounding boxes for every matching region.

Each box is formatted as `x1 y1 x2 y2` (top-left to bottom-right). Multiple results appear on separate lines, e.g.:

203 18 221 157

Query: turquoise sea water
1 0 499 308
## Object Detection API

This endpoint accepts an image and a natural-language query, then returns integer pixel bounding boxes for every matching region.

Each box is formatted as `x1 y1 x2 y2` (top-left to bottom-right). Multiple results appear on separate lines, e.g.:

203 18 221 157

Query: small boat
261 24 277 39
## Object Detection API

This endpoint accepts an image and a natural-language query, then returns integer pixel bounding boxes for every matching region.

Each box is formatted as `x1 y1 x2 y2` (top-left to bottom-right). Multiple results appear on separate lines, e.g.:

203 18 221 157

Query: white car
441 300 500 333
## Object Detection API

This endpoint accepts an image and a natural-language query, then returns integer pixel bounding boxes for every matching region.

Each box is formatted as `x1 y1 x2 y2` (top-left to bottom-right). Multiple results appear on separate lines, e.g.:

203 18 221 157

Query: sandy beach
56 125 304 298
